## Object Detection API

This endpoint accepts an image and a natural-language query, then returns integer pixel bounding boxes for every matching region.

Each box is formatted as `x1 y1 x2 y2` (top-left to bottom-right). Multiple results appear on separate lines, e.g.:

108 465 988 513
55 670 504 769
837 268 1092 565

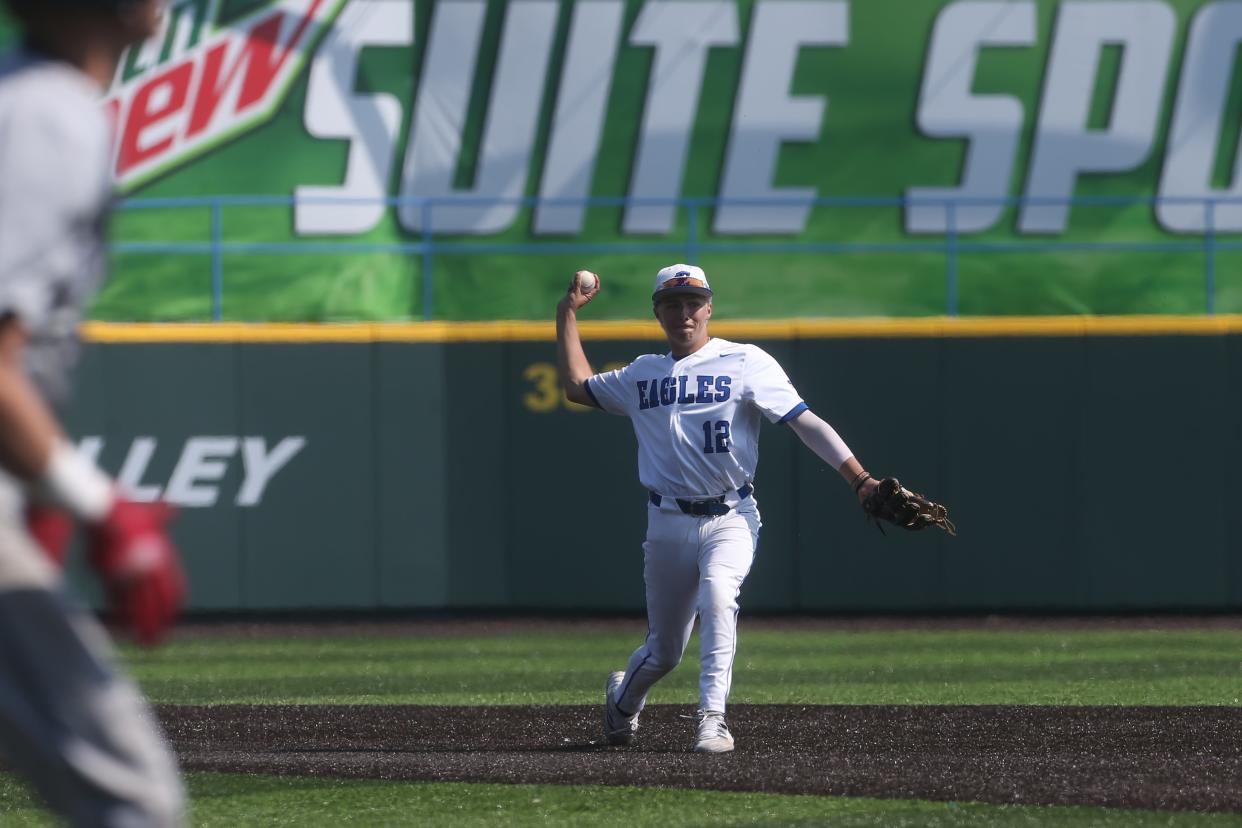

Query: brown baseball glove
861 477 956 536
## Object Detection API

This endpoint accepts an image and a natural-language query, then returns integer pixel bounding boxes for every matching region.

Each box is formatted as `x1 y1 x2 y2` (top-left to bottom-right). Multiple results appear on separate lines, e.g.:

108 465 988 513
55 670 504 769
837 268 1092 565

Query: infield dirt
159 703 1242 814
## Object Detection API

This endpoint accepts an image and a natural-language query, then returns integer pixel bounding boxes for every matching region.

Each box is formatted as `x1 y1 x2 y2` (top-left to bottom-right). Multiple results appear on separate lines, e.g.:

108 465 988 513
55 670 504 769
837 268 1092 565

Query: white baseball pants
0 479 184 827
613 498 761 715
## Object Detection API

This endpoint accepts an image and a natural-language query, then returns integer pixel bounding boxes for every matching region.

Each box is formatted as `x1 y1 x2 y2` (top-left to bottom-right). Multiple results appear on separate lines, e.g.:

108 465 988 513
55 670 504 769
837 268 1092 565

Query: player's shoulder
0 50 107 146
708 338 757 351
0 50 99 104
717 340 777 364
592 352 666 379
611 353 665 378
629 353 672 369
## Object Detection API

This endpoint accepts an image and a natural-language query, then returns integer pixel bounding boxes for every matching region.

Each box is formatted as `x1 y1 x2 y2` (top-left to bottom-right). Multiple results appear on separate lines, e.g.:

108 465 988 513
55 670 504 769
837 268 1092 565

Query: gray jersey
0 47 186 827
0 49 111 404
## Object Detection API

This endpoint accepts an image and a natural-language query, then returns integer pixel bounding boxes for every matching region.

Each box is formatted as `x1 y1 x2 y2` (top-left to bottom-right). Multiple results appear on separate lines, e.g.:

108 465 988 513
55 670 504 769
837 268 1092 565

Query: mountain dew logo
104 0 346 191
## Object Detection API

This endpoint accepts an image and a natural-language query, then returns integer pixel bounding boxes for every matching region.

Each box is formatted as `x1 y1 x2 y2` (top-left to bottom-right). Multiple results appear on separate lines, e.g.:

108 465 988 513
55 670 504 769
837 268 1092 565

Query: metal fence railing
113 194 1242 321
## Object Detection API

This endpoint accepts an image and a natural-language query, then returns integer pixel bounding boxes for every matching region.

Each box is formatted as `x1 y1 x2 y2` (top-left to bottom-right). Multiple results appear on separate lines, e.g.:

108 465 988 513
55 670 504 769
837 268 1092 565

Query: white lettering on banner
166 437 239 507
624 2 738 235
73 436 307 508
295 0 413 235
398 0 485 233
78 437 104 466
108 0 1242 237
236 437 307 506
1157 2 1242 233
906 1 1036 234
1020 1 1174 233
534 0 626 235
716 1 848 235
398 0 558 235
117 436 163 501
390 0 1232 237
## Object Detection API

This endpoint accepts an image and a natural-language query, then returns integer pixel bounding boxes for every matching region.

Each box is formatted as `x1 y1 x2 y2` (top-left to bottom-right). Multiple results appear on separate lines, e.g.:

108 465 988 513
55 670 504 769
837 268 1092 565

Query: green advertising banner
6 0 1240 321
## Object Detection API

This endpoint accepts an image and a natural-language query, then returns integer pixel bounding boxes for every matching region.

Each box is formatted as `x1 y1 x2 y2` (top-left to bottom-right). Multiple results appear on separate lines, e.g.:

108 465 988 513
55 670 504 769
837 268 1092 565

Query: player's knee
699 580 740 614
649 652 683 673
647 639 685 672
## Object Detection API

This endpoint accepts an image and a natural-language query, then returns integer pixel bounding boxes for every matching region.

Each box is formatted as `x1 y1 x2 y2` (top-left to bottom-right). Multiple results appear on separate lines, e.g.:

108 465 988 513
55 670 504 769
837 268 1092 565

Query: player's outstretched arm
786 409 879 503
788 409 954 534
556 270 602 407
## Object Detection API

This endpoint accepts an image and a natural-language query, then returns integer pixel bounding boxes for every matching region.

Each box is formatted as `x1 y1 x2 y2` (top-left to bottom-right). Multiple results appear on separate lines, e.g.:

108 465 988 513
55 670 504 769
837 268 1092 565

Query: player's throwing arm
556 270 602 407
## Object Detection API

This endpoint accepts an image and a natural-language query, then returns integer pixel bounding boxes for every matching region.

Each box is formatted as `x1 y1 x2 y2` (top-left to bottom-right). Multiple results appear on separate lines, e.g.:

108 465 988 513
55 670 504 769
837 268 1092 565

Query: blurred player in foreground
0 0 187 824
557 265 891 754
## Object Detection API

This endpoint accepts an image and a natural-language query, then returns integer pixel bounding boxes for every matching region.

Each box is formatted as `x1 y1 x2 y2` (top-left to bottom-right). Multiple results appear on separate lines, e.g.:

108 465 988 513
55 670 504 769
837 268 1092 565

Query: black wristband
852 472 873 494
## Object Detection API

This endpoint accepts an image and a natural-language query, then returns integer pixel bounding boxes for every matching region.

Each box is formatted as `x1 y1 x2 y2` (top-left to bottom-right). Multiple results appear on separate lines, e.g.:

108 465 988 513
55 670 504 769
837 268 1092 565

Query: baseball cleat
603 670 639 745
692 709 735 754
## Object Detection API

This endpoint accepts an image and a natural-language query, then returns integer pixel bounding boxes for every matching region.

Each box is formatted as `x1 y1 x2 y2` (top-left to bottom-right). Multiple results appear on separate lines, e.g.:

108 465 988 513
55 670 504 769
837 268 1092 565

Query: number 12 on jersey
702 420 732 454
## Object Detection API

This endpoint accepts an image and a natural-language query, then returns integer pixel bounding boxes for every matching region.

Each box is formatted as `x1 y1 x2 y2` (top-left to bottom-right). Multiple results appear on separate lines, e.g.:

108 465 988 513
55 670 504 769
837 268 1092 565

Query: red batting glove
25 504 75 566
87 499 186 646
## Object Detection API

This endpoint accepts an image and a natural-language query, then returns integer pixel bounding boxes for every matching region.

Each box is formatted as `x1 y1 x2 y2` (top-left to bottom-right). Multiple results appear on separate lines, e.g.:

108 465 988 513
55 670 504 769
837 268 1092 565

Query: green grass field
126 625 1242 707
1 773 1239 828
3 622 1237 826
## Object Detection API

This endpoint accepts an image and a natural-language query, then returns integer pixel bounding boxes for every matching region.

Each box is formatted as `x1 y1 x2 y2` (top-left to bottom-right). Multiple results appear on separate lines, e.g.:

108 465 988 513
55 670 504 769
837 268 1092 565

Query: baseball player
0 0 188 824
556 264 883 754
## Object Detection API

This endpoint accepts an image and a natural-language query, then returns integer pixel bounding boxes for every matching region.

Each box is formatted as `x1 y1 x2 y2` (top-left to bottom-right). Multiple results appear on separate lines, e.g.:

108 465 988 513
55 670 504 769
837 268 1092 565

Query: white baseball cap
652 263 712 302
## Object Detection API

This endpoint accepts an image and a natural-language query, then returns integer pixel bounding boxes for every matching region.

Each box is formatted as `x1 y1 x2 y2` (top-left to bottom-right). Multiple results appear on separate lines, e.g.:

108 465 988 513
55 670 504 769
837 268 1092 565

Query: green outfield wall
60 320 1242 612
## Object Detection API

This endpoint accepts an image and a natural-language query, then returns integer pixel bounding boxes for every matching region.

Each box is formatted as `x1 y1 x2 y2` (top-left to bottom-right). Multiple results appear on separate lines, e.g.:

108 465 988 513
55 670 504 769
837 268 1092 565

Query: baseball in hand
576 271 597 291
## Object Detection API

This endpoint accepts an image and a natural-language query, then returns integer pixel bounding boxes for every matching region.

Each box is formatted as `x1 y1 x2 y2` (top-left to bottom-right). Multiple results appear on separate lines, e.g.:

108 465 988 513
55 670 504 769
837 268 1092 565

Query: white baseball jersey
0 49 111 405
584 337 806 498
